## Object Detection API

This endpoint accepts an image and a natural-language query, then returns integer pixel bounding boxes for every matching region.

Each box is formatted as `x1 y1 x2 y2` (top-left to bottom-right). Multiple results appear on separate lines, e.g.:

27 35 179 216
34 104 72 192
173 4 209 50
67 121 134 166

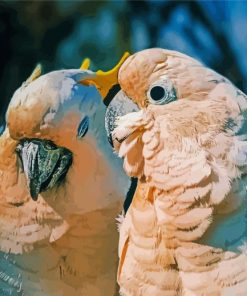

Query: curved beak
105 90 140 147
16 139 72 201
79 52 130 99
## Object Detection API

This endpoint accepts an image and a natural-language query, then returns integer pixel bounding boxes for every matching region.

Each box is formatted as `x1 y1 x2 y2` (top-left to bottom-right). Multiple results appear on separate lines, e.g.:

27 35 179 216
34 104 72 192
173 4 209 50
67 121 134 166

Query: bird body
105 48 247 295
0 66 129 295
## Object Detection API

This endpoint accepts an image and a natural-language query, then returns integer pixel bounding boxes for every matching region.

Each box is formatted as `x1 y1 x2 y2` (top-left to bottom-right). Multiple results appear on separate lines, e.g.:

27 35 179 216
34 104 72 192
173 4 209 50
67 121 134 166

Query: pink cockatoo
105 48 247 295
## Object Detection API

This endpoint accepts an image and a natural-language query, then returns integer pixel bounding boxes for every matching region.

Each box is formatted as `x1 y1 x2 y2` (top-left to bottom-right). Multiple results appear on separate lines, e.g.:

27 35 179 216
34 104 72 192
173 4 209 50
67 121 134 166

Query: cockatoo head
108 48 216 109
8 65 109 200
105 48 241 154
6 66 99 201
7 67 96 200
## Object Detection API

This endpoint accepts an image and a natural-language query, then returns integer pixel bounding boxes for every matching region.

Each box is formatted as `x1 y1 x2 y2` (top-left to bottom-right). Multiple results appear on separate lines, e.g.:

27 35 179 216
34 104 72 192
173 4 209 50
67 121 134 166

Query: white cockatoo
0 56 130 296
105 48 247 295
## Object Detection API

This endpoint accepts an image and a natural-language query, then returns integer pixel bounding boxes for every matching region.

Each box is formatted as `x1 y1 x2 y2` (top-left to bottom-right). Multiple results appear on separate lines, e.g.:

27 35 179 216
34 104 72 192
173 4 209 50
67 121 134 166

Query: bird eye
150 86 166 101
77 116 89 139
147 78 177 105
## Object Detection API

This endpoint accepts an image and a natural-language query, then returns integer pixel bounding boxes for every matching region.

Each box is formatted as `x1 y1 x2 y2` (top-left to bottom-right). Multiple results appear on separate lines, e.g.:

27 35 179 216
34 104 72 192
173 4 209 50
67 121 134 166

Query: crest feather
26 64 42 84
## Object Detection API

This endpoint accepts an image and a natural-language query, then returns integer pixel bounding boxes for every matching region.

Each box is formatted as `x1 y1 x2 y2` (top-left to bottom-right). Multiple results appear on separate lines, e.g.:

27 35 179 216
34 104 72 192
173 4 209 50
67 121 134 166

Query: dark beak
16 139 72 201
105 90 139 147
104 91 139 214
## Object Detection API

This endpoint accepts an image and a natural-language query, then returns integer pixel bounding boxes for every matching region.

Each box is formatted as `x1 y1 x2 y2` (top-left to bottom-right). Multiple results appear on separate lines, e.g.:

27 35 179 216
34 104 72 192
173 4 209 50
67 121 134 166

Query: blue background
0 0 247 124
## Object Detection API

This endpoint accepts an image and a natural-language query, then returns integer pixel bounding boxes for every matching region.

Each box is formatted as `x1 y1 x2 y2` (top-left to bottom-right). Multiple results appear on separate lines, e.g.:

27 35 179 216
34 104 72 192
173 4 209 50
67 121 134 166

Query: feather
114 48 247 295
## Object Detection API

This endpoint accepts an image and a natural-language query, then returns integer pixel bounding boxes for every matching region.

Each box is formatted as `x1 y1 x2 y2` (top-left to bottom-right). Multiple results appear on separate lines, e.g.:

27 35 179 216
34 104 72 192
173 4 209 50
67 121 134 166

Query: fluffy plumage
0 67 129 295
107 48 247 295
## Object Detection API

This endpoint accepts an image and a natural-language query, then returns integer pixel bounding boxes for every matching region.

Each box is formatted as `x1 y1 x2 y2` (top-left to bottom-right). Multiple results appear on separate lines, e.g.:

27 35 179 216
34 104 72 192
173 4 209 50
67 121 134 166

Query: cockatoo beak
105 91 140 147
79 52 130 99
16 139 72 201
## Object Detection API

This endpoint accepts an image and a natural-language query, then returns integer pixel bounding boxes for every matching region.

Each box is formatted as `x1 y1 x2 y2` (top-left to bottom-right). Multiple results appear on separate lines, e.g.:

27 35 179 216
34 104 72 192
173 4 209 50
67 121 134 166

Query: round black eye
150 86 166 101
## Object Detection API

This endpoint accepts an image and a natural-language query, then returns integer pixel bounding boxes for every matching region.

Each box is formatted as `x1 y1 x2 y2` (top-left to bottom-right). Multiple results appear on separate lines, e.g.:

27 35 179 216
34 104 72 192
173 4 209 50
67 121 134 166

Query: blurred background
1 0 247 129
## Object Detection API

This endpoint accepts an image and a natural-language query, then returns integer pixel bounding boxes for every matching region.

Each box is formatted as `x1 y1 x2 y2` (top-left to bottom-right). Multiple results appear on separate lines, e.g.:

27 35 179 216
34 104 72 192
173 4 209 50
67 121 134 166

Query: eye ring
147 78 177 105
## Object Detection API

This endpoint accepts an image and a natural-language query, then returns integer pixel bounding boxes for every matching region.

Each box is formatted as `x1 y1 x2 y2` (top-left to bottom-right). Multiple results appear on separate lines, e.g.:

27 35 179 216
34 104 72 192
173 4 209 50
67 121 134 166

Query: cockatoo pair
1 47 247 296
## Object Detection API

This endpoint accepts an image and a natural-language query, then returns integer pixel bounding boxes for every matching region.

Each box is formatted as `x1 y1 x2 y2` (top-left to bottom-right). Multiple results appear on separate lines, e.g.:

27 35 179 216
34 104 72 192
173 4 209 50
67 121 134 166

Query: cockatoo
105 48 247 295
0 56 130 296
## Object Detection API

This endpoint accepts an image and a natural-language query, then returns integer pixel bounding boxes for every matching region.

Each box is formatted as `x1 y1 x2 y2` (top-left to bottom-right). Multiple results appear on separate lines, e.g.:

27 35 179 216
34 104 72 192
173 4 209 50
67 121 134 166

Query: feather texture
0 69 129 295
112 48 247 295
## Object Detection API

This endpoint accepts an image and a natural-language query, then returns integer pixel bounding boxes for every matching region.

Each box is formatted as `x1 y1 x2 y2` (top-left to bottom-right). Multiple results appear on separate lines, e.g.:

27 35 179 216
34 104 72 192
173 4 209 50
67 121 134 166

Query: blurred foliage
0 0 247 126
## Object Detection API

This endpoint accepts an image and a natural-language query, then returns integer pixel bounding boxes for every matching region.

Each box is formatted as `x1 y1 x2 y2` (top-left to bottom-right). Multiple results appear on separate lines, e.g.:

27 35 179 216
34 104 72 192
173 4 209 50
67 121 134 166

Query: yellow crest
79 52 130 98
80 58 91 70
26 64 42 84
